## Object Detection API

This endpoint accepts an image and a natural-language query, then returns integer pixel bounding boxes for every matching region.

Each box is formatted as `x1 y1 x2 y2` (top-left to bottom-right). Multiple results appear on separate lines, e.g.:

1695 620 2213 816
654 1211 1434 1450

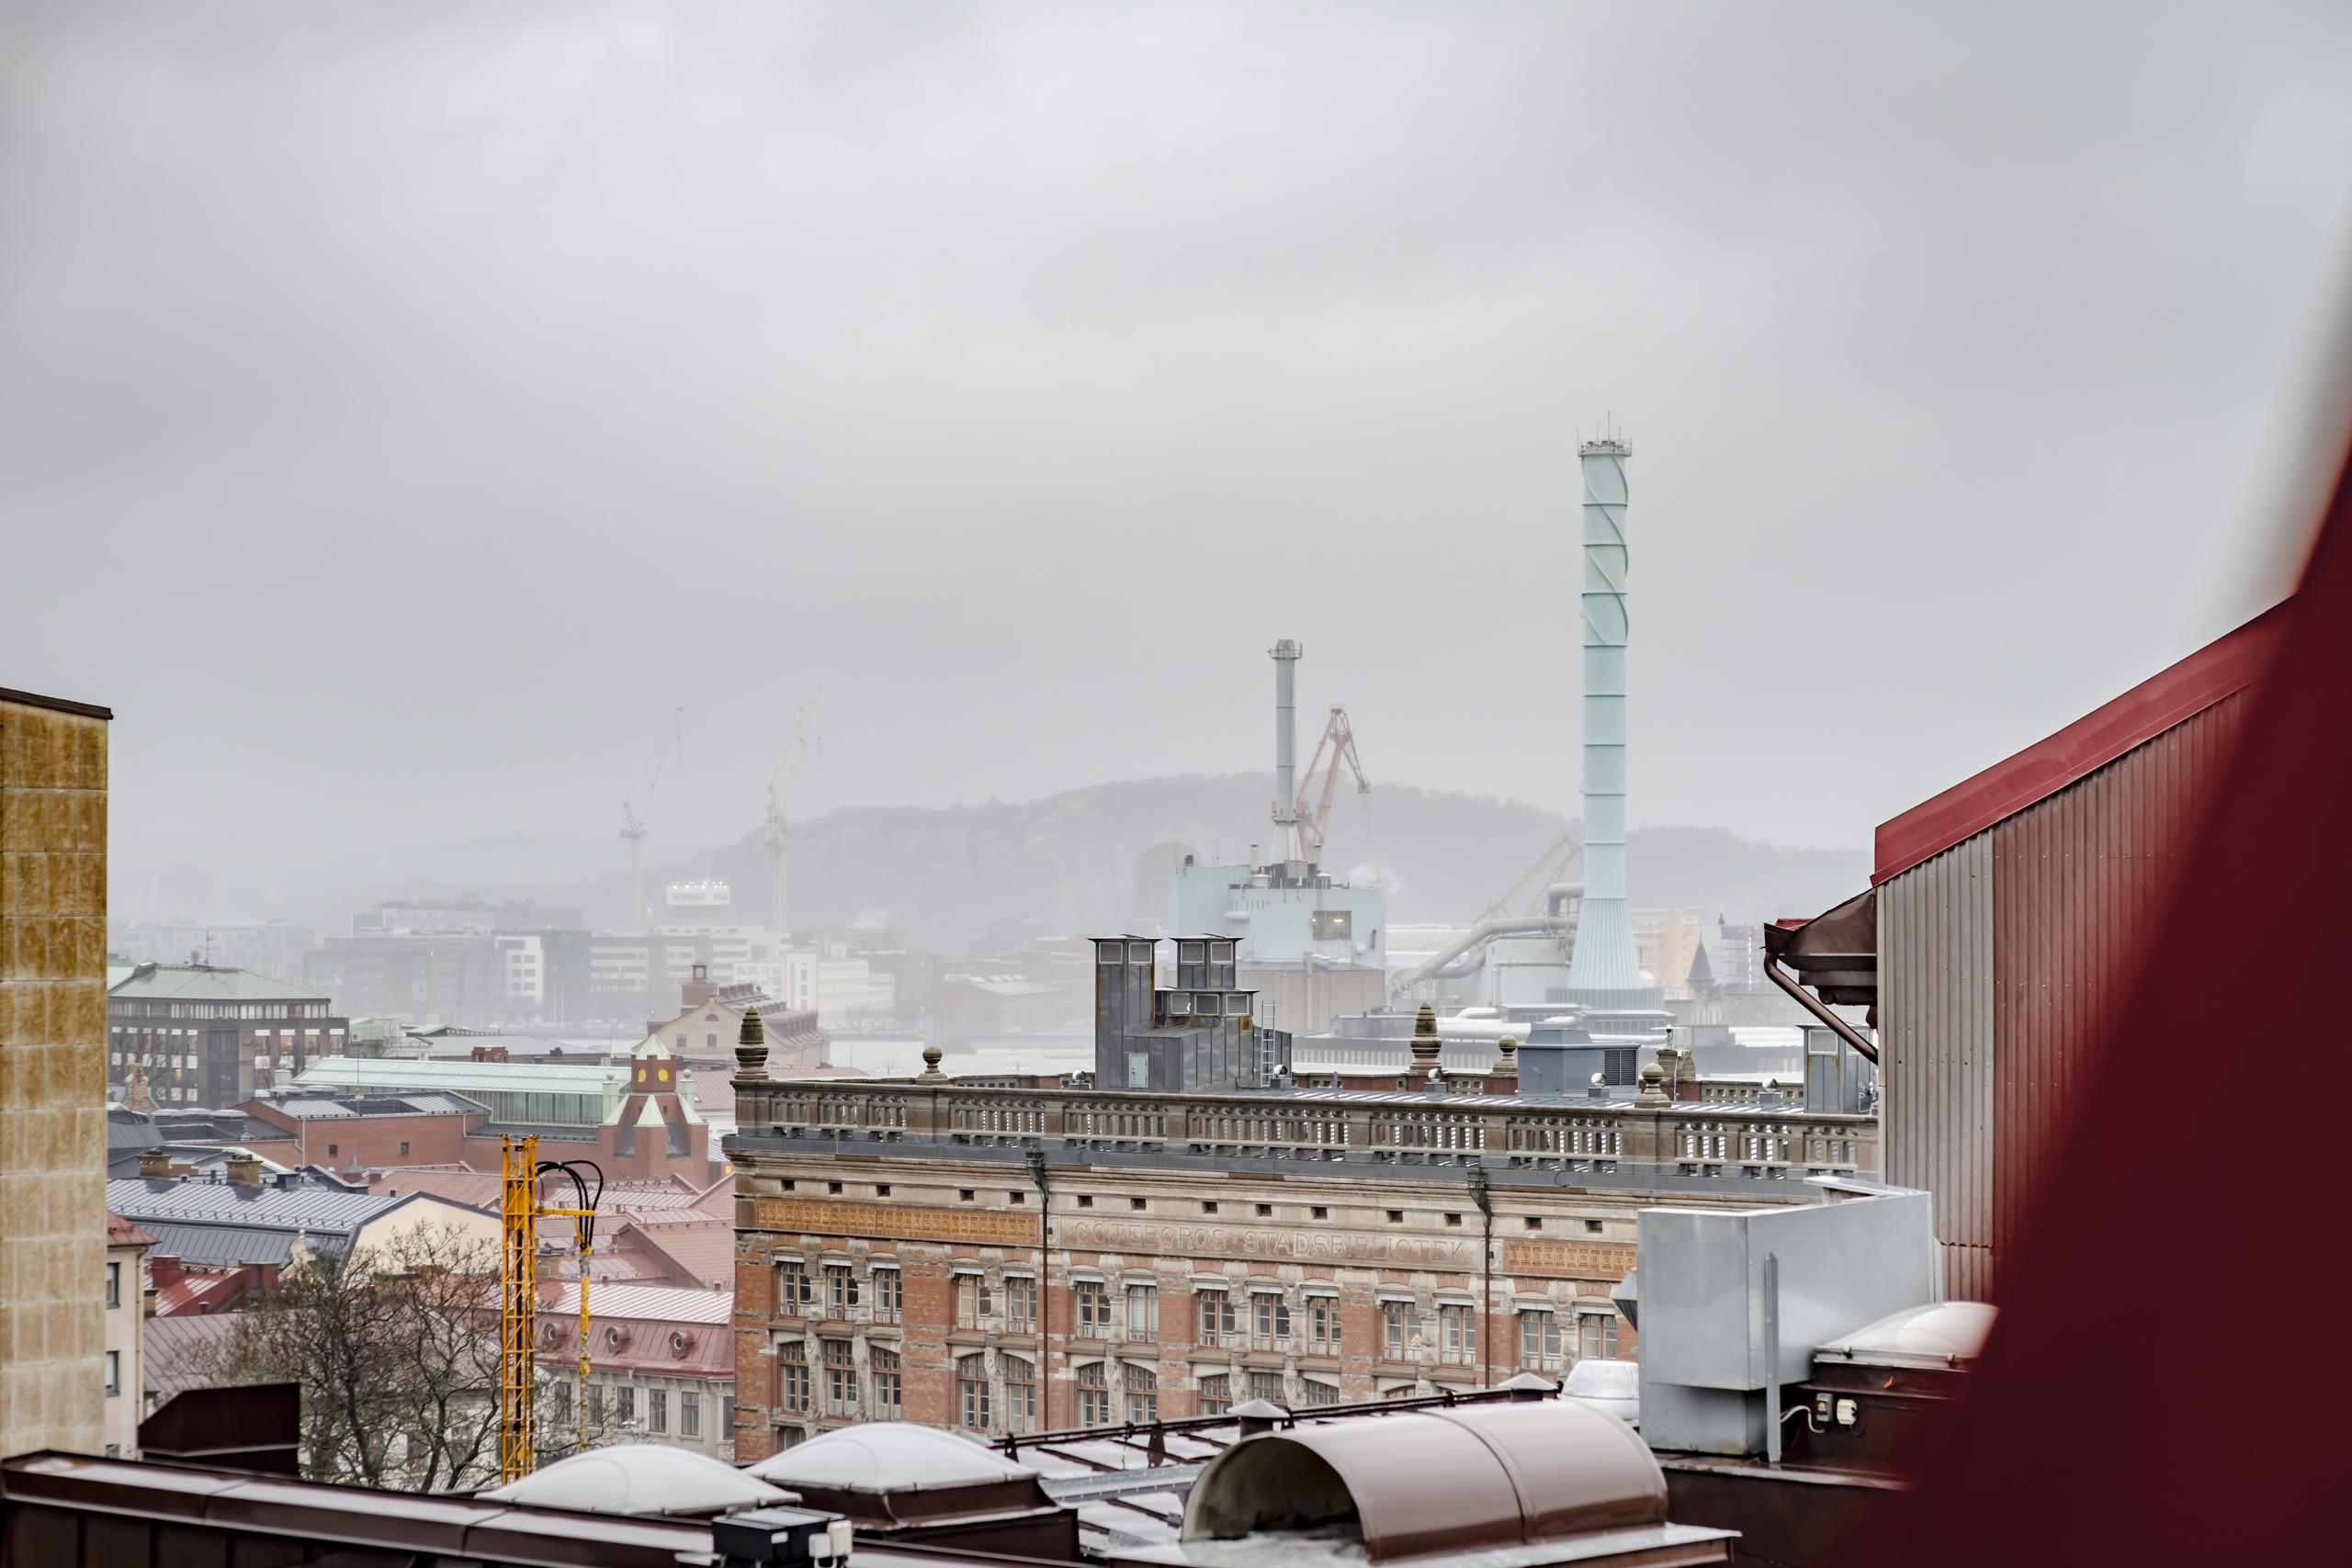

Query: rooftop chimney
1564 435 1663 1011
137 1148 171 1179
225 1150 263 1187
1231 1398 1288 1438
149 1254 185 1294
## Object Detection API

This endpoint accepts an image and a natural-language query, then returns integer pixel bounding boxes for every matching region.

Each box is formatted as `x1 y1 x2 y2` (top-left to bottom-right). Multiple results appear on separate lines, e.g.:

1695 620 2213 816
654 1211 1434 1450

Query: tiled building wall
729 1164 1681 1462
2 694 110 1459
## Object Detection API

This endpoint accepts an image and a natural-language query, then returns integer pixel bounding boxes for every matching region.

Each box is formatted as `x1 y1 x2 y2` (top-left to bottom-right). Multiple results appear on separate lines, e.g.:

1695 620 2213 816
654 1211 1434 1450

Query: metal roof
263 1093 488 1120
141 1314 243 1401
135 1219 340 1267
107 964 326 1002
106 1178 398 1232
291 1058 627 1095
1873 602 2280 885
541 1282 733 1325
0 684 110 719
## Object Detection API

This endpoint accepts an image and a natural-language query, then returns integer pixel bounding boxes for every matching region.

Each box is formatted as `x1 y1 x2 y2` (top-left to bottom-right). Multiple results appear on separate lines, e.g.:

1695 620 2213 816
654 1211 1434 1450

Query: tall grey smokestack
1564 437 1658 1009
1271 638 1303 865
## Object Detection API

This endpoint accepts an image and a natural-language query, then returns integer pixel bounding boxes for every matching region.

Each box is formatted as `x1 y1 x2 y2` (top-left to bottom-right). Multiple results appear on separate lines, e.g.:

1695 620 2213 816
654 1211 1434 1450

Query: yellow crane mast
497 1134 603 1484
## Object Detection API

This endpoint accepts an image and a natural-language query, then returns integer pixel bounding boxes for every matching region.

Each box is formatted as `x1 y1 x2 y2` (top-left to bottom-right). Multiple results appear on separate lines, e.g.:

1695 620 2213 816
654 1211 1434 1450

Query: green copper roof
107 963 327 1003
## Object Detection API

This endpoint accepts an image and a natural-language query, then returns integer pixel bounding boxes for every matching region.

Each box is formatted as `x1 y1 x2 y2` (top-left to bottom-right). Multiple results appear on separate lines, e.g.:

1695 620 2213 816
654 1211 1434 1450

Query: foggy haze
6 1 2351 914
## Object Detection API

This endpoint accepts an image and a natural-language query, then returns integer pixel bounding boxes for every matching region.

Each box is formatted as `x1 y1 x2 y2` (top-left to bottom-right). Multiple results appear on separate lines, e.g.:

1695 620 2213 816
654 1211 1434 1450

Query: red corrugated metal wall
1984 690 2249 1271
1880 834 1995 1303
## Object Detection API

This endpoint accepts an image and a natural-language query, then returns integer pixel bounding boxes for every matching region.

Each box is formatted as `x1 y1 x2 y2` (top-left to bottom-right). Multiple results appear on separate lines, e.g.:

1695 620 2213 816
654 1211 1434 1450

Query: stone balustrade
736 1077 1878 1183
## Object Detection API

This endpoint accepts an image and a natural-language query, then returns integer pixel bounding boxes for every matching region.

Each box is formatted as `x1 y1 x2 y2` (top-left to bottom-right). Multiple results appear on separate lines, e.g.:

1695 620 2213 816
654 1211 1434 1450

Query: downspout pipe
1026 1149 1052 1431
1764 955 1879 1064
1467 1164 1493 1390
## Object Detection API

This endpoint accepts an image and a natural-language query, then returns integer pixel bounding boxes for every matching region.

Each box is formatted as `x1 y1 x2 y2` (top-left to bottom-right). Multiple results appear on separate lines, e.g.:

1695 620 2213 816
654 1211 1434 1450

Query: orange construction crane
497 1135 603 1484
1292 705 1369 867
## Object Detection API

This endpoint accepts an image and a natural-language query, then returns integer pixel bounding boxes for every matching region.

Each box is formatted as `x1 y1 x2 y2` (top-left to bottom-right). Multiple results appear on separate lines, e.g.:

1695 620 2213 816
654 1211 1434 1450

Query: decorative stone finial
1409 1004 1442 1073
1636 1058 1669 1107
917 1043 947 1083
733 1006 769 1081
1491 1034 1520 1082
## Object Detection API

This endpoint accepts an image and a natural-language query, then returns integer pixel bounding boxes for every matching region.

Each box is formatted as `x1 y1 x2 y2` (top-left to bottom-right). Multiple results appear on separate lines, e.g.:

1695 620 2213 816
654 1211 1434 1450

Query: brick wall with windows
728 1164 1692 1461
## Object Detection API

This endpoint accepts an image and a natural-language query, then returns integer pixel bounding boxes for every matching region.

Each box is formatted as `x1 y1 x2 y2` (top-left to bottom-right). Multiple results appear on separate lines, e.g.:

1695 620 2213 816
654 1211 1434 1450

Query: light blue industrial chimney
1564 436 1663 1010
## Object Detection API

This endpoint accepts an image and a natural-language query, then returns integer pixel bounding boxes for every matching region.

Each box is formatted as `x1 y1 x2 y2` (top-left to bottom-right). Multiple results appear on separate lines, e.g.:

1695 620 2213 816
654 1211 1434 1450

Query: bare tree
212 1223 511 1492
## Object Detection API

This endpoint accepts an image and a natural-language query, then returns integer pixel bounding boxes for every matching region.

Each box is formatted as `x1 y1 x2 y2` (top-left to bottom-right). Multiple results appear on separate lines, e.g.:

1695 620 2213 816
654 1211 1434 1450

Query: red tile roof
620 1218 736 1290
107 1211 159 1249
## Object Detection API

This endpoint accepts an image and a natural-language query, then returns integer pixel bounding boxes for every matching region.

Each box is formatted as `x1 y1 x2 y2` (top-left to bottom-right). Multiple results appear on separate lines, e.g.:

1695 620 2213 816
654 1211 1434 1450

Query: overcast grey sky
6 1 2350 880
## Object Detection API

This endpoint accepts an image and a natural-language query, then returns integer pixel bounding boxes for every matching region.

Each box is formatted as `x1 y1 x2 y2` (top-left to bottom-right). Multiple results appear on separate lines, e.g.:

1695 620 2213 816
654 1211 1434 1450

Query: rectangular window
1579 1313 1620 1361
1002 1354 1037 1434
1310 909 1351 940
1125 1283 1159 1343
957 1354 990 1432
1074 1280 1112 1337
618 1385 638 1422
778 1260 810 1315
1381 1300 1416 1359
1298 1380 1341 1408
823 1266 858 1319
105 1351 120 1396
1249 1371 1284 1403
1306 1295 1342 1355
871 1267 902 1325
955 1272 991 1329
648 1387 668 1432
1077 1362 1112 1427
682 1390 701 1438
1439 1304 1478 1366
106 1262 121 1309
588 1383 605 1425
1125 1363 1159 1425
1251 1292 1291 1350
823 1338 856 1417
1197 1288 1237 1347
870 1348 901 1419
777 1344 808 1414
1003 1274 1036 1335
1199 1372 1231 1416
1519 1310 1564 1371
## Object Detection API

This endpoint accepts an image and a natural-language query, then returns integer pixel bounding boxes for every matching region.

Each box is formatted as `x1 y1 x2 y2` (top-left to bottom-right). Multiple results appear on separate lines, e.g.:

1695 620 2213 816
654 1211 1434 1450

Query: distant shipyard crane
1291 704 1369 868
763 696 821 936
617 706 684 930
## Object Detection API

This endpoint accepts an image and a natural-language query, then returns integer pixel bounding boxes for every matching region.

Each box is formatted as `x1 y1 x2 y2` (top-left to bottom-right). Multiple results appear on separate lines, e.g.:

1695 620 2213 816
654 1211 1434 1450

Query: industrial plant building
1170 640 1387 1036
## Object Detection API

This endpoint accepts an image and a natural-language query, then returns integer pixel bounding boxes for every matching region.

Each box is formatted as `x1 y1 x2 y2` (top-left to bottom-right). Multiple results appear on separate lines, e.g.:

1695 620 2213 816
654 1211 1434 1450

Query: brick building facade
728 1154 1687 1460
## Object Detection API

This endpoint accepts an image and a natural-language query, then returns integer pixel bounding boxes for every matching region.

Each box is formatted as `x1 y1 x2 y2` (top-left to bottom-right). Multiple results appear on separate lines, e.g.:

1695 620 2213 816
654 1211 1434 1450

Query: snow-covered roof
477 1445 792 1516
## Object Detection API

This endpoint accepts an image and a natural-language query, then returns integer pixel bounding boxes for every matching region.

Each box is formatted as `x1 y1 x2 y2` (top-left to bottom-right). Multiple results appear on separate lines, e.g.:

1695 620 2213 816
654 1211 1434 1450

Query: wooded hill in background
650 773 1867 954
